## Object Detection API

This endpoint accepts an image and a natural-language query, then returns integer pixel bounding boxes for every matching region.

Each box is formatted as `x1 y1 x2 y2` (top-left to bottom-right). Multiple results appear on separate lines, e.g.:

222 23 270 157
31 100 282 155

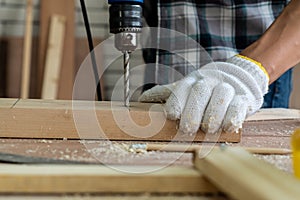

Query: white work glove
139 55 269 134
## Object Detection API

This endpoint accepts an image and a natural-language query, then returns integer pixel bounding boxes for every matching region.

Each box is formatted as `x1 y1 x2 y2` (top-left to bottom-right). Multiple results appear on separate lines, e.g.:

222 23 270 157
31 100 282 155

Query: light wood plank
246 108 300 121
0 99 241 142
141 143 291 155
0 196 221 200
1 99 299 141
0 99 18 108
38 0 75 100
194 147 300 200
20 0 34 99
0 164 217 194
41 15 66 99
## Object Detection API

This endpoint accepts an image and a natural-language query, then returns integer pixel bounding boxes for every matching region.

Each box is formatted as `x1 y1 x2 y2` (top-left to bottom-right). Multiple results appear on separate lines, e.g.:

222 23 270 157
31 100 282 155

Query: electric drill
108 0 144 107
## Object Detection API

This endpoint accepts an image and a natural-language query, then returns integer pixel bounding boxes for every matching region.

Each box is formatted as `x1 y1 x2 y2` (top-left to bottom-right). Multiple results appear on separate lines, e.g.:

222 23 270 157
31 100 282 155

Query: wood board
0 102 297 198
2 37 102 98
0 135 293 171
21 0 34 99
0 164 217 194
0 40 7 97
194 147 300 200
247 108 300 121
1 99 300 142
0 98 18 108
0 99 240 142
37 0 75 100
41 15 66 99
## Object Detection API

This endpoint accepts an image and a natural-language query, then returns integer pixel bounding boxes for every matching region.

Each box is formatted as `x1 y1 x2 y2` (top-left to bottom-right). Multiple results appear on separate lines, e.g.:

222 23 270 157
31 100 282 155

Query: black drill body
108 0 144 107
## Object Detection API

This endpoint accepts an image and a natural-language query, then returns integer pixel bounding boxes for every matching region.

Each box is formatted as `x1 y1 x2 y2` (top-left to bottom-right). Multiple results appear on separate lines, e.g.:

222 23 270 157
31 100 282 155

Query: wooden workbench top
0 98 299 199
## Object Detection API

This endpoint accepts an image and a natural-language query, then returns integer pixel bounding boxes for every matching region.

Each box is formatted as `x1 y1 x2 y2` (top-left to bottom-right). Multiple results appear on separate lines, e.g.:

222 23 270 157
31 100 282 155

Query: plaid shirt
147 0 289 84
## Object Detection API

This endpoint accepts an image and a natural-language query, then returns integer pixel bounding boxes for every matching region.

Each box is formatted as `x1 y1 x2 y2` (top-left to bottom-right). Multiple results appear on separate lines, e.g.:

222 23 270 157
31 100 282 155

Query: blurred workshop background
0 0 145 102
0 0 299 107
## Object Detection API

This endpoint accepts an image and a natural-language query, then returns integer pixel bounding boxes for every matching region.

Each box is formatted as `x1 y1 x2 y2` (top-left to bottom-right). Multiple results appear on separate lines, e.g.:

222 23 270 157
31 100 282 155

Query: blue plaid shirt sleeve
152 0 289 84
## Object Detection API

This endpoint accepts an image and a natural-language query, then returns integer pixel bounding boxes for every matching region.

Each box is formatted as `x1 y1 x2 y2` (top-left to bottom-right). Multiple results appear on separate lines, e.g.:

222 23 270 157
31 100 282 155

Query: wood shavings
254 154 292 173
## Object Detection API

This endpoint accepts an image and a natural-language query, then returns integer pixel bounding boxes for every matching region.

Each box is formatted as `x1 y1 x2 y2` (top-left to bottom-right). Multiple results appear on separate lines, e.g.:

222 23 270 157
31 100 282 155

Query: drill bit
124 51 130 107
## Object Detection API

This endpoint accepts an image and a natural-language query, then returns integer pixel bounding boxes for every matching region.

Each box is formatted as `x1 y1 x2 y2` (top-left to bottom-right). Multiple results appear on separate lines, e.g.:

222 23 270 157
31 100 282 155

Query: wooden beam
0 40 8 97
194 147 300 200
41 15 66 99
38 0 75 100
0 164 217 194
0 99 241 142
247 108 300 121
0 98 18 108
21 0 34 99
1 99 299 142
137 143 291 155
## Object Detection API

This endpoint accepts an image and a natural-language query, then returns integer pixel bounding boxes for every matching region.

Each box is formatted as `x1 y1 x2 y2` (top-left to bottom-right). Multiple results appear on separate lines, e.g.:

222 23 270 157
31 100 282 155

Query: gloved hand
139 55 269 134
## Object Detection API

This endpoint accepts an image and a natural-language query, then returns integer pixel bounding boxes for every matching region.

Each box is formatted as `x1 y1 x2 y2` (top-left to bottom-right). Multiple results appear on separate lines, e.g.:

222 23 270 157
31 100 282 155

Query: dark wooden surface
0 118 297 172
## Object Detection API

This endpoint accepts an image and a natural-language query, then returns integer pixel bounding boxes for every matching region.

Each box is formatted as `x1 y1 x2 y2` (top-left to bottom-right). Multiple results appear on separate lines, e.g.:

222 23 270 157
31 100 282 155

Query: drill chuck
109 4 143 34
108 0 143 34
108 0 143 52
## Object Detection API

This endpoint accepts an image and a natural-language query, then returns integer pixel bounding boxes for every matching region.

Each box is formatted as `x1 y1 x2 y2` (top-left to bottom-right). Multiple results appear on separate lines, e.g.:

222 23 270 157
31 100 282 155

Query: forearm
241 0 300 83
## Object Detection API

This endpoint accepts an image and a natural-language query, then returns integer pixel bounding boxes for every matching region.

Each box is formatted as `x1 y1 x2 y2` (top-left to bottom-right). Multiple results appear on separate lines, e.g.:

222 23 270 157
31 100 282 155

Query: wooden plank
194 147 300 200
0 99 241 142
3 37 101 99
246 108 300 121
37 0 75 100
20 0 34 99
0 137 291 170
0 195 221 200
242 119 300 137
0 164 217 194
138 143 291 155
240 135 291 149
5 38 23 98
5 37 40 99
41 15 66 99
0 98 18 108
0 39 7 97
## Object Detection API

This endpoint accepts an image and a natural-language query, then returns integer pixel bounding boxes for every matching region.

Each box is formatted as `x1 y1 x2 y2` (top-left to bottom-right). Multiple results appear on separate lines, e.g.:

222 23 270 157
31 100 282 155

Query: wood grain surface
38 0 75 99
0 164 218 194
0 99 241 142
194 147 300 200
0 98 298 198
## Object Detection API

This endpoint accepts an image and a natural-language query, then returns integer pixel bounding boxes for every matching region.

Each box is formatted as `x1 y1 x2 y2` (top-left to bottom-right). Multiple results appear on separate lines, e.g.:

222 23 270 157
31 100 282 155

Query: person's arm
139 0 300 134
241 0 300 83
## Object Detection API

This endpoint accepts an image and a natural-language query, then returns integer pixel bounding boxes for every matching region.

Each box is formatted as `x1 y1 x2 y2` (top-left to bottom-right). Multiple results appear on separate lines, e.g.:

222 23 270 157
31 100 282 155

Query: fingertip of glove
166 110 180 120
138 85 171 103
223 124 242 134
138 93 148 102
201 122 222 135
222 112 244 134
179 121 199 135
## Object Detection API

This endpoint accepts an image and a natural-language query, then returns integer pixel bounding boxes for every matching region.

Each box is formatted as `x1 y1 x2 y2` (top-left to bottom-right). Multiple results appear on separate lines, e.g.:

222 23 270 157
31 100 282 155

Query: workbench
0 98 299 199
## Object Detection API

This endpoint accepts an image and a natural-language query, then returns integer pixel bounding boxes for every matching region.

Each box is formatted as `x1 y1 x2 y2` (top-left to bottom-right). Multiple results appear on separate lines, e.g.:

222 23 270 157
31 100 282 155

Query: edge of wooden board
0 99 241 142
246 108 300 121
0 164 218 194
194 147 300 200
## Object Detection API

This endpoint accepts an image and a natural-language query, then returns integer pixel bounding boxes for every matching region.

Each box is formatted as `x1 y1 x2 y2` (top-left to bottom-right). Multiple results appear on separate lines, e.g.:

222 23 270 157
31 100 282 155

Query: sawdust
254 154 292 173
243 119 300 137
81 141 155 164
77 140 193 166
40 139 53 144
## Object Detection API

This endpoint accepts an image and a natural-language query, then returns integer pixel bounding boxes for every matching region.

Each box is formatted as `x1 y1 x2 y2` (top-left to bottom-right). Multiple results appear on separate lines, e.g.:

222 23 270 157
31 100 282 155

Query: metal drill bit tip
124 51 130 107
